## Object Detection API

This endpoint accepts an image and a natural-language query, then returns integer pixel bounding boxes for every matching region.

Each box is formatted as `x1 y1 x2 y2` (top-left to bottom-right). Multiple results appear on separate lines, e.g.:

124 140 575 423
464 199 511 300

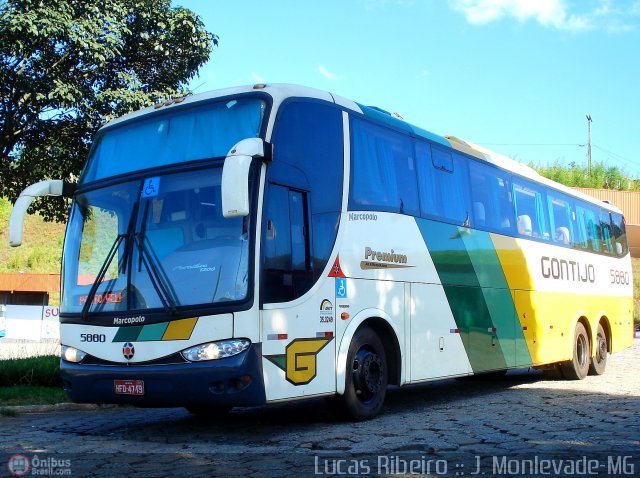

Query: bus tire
337 326 388 420
588 323 607 376
560 322 590 380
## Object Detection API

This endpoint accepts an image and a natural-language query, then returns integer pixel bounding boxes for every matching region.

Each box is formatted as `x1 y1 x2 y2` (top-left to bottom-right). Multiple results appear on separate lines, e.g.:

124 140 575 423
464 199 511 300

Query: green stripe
461 231 531 367
137 322 169 341
416 219 533 372
112 325 143 342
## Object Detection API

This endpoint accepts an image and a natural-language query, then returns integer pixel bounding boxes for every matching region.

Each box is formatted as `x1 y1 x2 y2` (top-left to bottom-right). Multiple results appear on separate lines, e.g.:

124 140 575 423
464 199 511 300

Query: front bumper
60 343 266 407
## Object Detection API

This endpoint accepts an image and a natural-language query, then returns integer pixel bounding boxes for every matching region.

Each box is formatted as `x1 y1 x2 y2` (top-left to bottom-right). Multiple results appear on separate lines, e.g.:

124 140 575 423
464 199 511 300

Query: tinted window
599 209 614 255
513 179 549 240
416 142 470 225
83 98 265 183
263 185 312 302
575 203 601 252
547 191 575 246
349 117 419 216
266 101 343 302
611 212 628 257
468 160 514 233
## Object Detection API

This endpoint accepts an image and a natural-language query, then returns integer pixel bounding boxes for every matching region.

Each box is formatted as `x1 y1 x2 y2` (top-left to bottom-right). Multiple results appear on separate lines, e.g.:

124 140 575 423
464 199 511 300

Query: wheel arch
336 309 403 395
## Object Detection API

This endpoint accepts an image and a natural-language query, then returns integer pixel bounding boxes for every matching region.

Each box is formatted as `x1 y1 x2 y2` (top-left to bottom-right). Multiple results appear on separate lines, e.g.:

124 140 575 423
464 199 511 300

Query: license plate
114 379 144 396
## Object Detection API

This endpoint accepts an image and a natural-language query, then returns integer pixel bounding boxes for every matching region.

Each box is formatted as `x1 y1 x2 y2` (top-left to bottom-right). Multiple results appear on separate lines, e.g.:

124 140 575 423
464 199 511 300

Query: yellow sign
265 337 333 385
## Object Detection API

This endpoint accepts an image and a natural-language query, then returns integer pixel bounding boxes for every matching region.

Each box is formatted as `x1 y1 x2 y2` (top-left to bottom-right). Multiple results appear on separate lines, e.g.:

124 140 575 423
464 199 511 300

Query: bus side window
599 209 614 255
576 205 602 253
513 180 549 240
611 212 628 257
547 192 574 247
349 117 418 216
415 142 470 225
468 160 514 233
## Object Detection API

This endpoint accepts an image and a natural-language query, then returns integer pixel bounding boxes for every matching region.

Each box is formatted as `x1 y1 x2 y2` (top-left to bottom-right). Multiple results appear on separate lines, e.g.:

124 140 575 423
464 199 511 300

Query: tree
0 0 217 220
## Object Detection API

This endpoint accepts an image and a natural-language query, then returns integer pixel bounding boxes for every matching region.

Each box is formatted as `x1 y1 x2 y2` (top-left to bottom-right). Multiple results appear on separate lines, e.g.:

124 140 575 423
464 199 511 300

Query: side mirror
9 179 76 247
221 138 271 218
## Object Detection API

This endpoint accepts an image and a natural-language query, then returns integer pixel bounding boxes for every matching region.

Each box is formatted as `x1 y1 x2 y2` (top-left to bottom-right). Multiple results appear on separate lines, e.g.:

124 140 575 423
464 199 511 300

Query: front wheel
588 323 608 376
560 322 590 380
337 326 388 420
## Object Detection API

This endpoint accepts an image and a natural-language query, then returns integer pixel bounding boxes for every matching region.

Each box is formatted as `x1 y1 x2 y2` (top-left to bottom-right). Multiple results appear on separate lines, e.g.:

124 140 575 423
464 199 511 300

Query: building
0 272 60 306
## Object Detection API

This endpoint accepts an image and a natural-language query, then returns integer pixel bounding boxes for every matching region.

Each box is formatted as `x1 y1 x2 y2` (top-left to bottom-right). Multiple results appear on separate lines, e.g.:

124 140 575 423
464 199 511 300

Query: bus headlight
181 339 250 362
61 345 87 363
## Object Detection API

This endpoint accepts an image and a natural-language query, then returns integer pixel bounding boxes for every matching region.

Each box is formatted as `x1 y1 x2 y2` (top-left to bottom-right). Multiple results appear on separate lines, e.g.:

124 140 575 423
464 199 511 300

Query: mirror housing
221 138 271 218
9 179 76 247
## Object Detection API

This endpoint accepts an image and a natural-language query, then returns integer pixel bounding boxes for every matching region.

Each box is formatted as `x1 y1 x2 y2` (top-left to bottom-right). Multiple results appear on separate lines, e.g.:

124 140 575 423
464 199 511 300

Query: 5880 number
610 269 630 285
80 333 106 343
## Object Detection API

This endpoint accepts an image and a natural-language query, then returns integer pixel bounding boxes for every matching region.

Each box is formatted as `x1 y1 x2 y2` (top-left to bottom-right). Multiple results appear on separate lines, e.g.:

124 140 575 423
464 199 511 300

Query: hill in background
0 198 65 273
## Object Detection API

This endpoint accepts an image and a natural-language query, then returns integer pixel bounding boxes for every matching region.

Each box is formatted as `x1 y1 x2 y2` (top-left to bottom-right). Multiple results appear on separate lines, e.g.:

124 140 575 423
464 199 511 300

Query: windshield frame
61 160 263 327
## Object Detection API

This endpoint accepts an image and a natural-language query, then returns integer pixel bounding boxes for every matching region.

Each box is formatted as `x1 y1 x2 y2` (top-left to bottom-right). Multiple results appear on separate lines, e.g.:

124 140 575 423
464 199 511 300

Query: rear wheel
560 322 590 380
588 323 608 376
337 326 388 420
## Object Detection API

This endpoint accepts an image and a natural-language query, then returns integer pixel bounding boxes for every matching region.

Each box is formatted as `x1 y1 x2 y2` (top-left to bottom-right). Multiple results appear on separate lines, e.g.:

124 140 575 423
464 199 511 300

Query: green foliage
0 0 217 221
0 385 68 407
0 355 62 387
0 197 66 276
530 161 640 191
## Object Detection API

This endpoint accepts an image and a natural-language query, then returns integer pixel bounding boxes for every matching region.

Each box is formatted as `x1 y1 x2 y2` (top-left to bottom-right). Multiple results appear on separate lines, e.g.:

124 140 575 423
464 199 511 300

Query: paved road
2 341 639 477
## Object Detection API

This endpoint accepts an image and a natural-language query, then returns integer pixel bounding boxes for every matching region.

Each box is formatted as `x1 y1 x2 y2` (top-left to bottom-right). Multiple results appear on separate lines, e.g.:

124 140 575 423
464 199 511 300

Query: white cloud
318 65 340 80
450 0 591 31
450 0 640 32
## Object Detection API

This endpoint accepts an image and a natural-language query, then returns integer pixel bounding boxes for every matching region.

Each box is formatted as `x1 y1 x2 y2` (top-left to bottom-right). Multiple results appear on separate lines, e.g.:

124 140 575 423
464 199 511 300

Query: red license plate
114 379 144 396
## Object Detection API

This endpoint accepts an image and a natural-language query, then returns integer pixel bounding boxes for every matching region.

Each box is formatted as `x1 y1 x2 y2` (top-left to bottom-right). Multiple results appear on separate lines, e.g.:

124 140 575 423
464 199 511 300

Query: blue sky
172 0 640 176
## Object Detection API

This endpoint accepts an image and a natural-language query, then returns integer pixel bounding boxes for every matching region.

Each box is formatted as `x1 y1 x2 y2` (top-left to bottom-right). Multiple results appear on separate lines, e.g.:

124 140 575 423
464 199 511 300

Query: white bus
10 84 634 419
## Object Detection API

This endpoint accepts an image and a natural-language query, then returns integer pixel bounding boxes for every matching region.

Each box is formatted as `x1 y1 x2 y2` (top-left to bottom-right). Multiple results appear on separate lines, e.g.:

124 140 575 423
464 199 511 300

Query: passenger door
261 183 336 401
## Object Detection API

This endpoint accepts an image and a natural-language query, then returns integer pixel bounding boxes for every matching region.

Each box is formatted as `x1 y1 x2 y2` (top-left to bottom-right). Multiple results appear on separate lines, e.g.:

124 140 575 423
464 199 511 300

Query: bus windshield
81 97 265 183
61 166 252 316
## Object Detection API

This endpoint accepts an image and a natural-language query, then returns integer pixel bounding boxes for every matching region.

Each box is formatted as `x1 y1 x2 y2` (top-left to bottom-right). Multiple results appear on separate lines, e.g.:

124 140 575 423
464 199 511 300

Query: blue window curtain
350 117 417 214
84 98 264 182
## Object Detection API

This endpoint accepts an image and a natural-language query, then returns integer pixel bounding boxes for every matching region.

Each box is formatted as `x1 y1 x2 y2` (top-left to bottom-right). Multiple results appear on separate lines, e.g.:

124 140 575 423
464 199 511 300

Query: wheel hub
353 348 383 399
577 334 588 367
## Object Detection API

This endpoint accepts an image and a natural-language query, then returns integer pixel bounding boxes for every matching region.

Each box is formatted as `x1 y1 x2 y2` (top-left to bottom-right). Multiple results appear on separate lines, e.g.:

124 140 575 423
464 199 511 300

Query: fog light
61 345 87 363
181 339 250 362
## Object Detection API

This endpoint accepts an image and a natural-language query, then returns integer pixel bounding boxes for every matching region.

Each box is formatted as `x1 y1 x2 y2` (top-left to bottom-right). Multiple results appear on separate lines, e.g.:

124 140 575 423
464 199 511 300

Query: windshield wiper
136 201 180 314
81 233 127 320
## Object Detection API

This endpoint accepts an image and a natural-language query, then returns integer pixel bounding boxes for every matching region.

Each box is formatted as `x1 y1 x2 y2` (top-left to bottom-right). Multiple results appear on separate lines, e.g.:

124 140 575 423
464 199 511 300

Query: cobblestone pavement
1 341 639 477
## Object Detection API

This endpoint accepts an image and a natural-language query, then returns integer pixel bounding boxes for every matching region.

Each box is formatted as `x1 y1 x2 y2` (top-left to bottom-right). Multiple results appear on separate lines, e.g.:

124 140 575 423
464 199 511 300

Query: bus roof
100 83 622 214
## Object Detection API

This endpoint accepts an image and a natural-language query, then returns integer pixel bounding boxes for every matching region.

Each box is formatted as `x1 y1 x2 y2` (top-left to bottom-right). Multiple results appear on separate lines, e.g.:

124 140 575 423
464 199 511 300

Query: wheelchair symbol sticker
141 177 160 198
336 278 347 298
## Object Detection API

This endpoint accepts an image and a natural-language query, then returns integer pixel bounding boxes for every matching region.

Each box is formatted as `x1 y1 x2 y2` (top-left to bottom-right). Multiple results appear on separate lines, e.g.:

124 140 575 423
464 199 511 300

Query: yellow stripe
161 317 198 340
491 234 634 365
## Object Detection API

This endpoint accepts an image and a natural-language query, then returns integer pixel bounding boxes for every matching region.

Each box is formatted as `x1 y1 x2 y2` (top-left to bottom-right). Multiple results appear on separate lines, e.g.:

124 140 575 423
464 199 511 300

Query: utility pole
586 115 592 175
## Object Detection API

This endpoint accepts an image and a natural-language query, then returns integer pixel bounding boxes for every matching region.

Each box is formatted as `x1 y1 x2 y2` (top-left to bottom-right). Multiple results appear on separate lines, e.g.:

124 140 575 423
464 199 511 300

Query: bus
9 84 634 420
